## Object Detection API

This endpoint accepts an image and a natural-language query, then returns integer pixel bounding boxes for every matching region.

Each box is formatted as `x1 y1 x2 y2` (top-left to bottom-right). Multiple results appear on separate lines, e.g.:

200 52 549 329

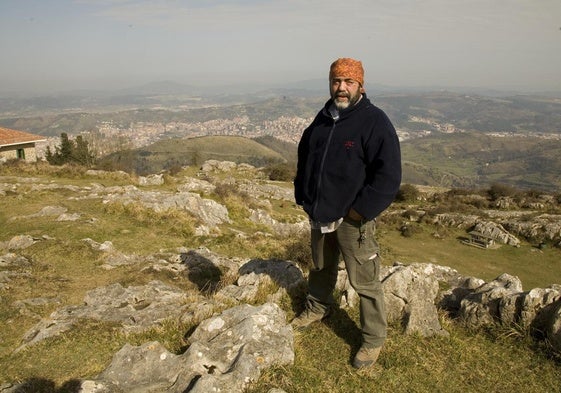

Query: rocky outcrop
15 280 196 352
138 173 165 186
6 233 561 355
472 221 520 246
433 213 479 229
80 302 293 393
502 214 561 245
238 181 294 202
200 160 257 173
381 263 460 337
427 211 561 246
457 273 524 326
3 170 310 240
249 209 308 237
0 252 32 290
103 188 232 227
2 163 561 390
3 231 561 391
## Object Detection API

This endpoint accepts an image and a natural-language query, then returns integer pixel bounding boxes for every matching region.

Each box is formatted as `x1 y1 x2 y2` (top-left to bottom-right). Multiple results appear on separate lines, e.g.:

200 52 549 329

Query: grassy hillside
376 92 561 134
253 135 298 164
0 162 560 391
98 135 286 174
400 132 561 191
3 92 560 138
3 92 561 190
94 131 561 191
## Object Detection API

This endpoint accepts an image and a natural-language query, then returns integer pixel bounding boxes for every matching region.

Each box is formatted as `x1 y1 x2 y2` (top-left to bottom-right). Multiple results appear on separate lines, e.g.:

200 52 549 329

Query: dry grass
245 311 561 393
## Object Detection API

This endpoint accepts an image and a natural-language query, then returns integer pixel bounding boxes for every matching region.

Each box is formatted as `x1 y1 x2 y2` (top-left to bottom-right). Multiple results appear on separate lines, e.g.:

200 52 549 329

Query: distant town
37 112 561 161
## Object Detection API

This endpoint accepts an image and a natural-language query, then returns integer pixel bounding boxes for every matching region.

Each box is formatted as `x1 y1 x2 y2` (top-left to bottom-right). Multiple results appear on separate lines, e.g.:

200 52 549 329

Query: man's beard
333 92 361 110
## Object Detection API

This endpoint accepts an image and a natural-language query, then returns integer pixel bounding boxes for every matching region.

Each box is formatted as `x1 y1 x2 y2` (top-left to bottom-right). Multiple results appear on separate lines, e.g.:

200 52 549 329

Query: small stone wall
0 143 39 163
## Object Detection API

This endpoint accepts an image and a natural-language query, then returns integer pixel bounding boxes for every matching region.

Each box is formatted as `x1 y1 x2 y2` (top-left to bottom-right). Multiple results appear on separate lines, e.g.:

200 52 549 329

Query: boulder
459 273 523 326
382 263 450 337
473 221 520 246
138 174 165 186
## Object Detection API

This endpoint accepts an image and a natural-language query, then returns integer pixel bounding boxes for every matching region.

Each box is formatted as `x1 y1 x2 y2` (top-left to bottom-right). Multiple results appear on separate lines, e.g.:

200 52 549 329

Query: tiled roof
0 127 46 147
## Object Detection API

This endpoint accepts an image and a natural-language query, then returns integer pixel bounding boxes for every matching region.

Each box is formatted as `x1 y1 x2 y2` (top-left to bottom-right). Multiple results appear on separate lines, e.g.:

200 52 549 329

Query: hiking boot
352 345 382 369
291 308 330 330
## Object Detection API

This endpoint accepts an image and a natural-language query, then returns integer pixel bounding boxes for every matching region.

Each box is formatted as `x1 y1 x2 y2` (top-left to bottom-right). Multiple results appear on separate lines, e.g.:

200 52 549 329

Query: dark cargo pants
306 217 387 348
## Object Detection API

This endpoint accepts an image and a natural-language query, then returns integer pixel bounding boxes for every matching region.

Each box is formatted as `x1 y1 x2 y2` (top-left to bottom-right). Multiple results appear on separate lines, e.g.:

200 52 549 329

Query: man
292 57 402 369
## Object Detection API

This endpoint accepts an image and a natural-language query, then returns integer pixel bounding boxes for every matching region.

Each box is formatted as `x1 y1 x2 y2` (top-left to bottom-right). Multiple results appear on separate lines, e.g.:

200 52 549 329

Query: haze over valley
1 81 561 191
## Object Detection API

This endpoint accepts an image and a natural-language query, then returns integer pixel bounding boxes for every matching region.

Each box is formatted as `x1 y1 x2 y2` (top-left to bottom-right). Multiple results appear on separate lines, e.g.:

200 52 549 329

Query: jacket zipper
311 117 338 220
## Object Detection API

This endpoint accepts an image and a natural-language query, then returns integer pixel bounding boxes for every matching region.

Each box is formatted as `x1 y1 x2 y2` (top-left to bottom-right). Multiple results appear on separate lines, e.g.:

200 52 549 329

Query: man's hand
347 208 363 221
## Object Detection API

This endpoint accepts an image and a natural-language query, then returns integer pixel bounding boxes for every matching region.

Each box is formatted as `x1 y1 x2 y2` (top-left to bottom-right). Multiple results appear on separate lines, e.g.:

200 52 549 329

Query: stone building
0 126 46 163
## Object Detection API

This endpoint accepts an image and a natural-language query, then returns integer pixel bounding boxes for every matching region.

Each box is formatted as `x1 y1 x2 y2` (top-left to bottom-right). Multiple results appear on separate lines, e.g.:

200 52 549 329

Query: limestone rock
7 235 36 250
88 302 293 393
138 174 164 186
200 160 239 172
216 258 306 304
103 188 230 227
382 263 450 337
16 280 192 352
544 299 561 351
177 177 216 194
459 273 523 326
473 221 520 246
249 209 308 237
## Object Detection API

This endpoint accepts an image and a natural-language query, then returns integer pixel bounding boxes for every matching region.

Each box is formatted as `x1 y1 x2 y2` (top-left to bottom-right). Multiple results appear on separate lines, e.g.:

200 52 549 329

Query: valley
1 88 561 191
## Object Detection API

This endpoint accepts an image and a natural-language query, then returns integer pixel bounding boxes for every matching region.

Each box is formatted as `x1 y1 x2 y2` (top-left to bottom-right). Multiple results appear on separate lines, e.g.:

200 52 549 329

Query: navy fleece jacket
294 94 402 222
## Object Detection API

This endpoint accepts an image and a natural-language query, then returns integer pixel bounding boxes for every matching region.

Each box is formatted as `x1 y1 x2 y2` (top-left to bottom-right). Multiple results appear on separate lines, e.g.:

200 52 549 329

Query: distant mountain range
2 79 561 117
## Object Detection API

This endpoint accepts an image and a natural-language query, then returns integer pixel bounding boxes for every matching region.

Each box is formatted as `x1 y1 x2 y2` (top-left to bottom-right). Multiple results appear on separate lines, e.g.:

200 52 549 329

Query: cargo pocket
355 253 380 286
339 219 380 286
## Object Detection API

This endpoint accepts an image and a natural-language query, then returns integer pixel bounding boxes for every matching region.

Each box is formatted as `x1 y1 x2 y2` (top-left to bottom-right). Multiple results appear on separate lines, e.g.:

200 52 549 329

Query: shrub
265 162 296 182
395 183 420 202
400 223 422 237
488 183 518 201
446 187 475 196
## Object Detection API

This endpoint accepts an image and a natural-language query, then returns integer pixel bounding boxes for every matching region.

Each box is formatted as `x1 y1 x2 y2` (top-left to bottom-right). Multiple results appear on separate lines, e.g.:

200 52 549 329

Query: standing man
292 58 401 369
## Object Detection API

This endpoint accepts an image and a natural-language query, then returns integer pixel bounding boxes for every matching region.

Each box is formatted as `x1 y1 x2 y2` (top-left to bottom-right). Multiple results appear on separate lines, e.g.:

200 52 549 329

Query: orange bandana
329 58 364 86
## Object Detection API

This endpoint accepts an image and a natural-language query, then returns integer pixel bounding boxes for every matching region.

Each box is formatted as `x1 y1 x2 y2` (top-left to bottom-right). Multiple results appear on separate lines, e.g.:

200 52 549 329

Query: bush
488 183 517 201
400 223 422 237
264 162 296 182
395 183 420 202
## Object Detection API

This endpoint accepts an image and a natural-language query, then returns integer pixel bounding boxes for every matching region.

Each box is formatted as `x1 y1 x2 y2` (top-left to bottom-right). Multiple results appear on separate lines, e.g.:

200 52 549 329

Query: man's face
330 77 362 110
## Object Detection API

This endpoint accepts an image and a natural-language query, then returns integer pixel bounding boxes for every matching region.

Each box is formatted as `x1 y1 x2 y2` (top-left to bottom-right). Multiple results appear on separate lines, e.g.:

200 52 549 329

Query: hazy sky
1 0 560 94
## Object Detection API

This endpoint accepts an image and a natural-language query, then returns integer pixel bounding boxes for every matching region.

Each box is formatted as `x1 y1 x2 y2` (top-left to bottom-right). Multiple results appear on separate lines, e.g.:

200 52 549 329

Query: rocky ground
1 161 560 392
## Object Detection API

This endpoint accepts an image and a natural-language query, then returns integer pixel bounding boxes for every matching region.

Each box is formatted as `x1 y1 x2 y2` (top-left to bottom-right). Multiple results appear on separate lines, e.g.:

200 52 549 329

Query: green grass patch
378 226 561 289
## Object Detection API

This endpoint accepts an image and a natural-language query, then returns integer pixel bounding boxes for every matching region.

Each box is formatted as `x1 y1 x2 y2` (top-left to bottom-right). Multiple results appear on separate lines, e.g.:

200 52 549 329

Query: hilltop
100 132 561 191
98 135 287 174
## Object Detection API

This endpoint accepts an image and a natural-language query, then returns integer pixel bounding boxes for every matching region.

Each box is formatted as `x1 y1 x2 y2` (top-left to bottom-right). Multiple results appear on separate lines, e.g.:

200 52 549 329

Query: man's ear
360 86 365 94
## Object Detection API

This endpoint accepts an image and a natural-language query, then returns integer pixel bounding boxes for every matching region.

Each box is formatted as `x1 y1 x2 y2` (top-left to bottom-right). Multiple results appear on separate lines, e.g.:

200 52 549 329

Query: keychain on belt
358 221 366 246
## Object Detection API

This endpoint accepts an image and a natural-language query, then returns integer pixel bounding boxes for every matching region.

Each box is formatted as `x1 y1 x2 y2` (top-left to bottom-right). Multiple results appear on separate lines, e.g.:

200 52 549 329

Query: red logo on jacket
344 141 355 150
